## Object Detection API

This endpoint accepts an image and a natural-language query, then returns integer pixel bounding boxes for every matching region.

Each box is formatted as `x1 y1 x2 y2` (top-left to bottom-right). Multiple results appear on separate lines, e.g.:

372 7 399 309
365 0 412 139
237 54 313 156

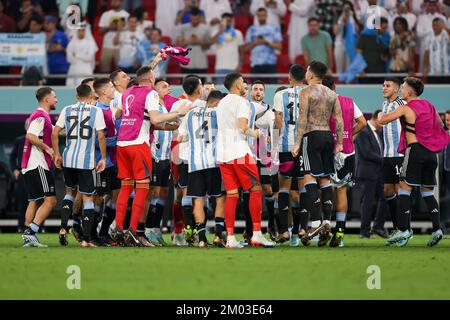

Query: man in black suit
355 109 388 238
9 119 29 232
442 110 450 227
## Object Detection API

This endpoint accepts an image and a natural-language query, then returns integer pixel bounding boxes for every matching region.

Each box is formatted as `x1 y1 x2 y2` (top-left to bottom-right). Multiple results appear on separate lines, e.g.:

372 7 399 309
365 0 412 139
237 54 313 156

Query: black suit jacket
9 135 26 172
355 125 384 181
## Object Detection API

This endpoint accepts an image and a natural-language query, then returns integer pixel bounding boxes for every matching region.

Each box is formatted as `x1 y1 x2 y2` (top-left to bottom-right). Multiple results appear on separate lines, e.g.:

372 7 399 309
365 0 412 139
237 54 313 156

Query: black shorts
257 161 279 193
279 152 301 178
151 159 171 187
337 154 355 180
187 168 224 198
63 167 97 195
290 178 299 191
177 163 189 189
383 156 404 185
96 166 121 195
400 143 438 187
300 131 334 177
24 166 56 201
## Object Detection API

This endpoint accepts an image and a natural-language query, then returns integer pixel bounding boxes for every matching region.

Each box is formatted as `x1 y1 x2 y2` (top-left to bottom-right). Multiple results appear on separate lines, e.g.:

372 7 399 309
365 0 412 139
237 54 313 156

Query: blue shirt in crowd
47 30 69 74
245 24 282 67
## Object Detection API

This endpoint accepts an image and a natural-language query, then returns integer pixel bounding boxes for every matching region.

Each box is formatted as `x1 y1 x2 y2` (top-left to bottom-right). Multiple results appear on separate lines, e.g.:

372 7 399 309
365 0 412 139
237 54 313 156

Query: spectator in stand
392 0 417 32
333 1 362 74
423 17 450 83
442 0 450 17
0 1 16 32
416 0 446 72
98 0 130 73
66 22 98 86
244 7 282 82
358 0 393 32
136 27 169 78
44 15 69 85
200 0 232 25
357 17 390 83
156 0 183 40
113 15 145 73
316 0 343 39
389 16 416 74
302 17 334 72
176 7 211 76
250 0 287 28
134 6 153 34
57 0 88 19
212 12 244 83
175 0 205 25
9 119 30 233
286 0 316 63
29 16 44 34
123 0 143 12
16 0 44 33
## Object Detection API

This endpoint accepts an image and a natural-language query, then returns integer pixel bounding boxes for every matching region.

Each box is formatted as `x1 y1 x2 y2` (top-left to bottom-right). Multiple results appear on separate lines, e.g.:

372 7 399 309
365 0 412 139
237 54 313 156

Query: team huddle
19 55 450 249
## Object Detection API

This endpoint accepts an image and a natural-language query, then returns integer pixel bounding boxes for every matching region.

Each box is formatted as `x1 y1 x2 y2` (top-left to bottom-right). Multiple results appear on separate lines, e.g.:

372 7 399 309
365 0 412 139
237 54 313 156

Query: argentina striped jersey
273 86 303 152
56 102 106 170
382 97 405 158
151 104 172 161
179 106 218 173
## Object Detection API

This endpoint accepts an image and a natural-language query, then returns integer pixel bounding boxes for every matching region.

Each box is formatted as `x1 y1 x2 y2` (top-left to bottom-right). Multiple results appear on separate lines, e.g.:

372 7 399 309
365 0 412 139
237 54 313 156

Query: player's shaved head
384 77 401 87
136 66 154 85
182 76 202 96
308 61 328 80
76 84 93 99
206 90 224 104
289 64 306 82
93 77 112 95
403 77 424 97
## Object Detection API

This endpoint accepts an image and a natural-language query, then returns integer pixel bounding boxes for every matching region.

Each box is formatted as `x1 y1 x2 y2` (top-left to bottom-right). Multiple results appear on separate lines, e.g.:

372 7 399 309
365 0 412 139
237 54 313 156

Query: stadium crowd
0 0 449 84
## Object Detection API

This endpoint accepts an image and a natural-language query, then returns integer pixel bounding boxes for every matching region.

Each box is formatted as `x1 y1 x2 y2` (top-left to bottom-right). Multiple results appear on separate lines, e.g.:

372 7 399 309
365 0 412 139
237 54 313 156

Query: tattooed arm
332 96 344 153
292 89 309 157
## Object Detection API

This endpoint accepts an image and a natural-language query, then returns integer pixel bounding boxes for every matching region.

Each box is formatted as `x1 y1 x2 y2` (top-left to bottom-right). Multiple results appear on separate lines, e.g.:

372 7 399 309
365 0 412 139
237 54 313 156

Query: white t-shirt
98 9 130 49
118 30 145 67
22 108 51 174
215 29 244 71
117 90 160 147
171 98 206 161
216 94 252 163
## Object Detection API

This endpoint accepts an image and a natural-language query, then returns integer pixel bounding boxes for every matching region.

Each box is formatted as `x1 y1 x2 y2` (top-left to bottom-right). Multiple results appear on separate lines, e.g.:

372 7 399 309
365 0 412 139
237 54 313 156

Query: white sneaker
22 234 48 248
226 236 244 249
172 232 188 246
250 232 275 248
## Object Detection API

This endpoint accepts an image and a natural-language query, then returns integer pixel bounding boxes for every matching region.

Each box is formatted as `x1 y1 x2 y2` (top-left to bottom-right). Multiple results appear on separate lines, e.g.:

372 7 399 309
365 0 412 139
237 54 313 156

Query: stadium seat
161 36 172 46
295 55 306 68
207 55 216 74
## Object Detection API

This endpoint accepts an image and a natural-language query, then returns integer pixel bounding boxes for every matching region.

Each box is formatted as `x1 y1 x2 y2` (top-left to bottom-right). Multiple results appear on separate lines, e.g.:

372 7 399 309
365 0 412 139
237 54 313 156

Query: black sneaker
124 228 141 247
318 223 332 247
99 235 118 247
299 229 311 246
59 228 68 246
111 226 125 246
71 224 83 243
268 227 278 242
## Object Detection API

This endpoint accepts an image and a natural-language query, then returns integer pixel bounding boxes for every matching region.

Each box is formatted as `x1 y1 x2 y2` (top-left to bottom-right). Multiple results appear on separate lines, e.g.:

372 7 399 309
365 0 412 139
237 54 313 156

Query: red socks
249 189 262 232
225 194 239 236
130 182 150 232
173 202 184 233
115 181 134 230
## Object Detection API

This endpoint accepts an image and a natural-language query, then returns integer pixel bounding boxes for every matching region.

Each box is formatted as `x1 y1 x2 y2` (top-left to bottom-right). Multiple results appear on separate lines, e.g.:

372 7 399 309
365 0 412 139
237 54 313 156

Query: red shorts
219 154 260 191
117 143 152 180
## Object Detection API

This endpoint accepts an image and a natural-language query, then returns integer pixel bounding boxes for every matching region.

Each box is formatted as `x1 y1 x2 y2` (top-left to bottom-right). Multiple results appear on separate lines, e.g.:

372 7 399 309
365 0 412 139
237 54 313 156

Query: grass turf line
0 234 449 299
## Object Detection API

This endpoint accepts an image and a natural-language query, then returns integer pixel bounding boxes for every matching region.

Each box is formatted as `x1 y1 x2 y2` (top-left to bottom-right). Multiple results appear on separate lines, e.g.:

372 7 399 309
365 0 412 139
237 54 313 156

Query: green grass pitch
1 233 449 300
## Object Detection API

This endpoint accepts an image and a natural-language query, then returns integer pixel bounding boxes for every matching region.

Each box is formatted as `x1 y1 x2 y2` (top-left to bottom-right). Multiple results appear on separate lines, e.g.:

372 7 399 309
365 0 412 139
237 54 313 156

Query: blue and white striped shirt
151 104 172 161
382 97 405 158
56 102 106 170
273 86 303 153
179 105 218 173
